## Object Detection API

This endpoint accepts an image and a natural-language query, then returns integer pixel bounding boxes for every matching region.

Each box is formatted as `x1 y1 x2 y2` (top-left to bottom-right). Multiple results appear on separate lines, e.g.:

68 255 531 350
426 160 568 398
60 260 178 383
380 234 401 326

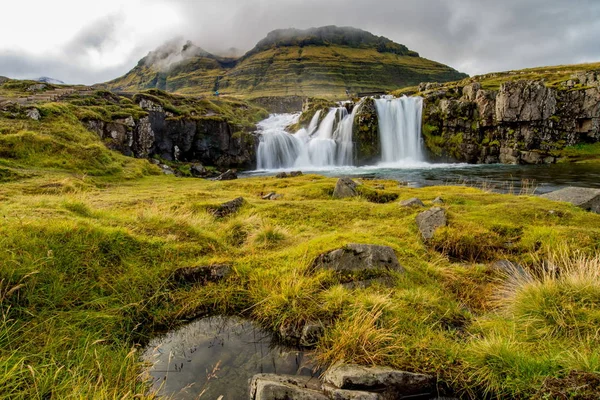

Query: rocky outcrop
421 71 600 164
83 97 257 168
249 374 328 400
540 187 600 213
354 97 380 165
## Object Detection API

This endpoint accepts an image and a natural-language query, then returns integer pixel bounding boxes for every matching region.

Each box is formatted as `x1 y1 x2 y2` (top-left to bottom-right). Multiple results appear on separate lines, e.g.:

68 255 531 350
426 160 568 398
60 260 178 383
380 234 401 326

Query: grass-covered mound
1 171 599 398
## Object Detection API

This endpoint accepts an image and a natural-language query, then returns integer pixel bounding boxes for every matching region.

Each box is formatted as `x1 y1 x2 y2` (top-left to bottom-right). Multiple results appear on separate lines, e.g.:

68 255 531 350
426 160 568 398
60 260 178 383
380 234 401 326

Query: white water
257 102 363 169
374 96 424 163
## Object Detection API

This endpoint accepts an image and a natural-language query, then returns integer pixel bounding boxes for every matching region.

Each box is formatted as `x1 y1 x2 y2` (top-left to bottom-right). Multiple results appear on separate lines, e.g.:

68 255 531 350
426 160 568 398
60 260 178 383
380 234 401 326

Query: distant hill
37 77 65 85
101 26 468 98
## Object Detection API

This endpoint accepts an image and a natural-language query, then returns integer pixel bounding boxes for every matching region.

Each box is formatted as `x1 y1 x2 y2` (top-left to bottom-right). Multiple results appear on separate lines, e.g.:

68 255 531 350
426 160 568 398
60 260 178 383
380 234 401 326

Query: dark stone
333 178 358 199
416 207 447 241
311 243 404 282
215 169 238 181
299 322 325 347
207 197 244 218
172 264 232 285
276 172 289 178
322 384 381 400
290 171 303 177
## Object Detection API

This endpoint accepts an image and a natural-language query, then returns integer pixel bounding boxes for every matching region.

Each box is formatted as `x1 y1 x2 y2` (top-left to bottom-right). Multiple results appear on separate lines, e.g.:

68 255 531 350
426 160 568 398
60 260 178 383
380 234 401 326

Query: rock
290 171 303 177
215 169 238 181
490 260 528 278
190 164 207 177
0 76 8 84
138 98 164 112
299 322 324 347
171 264 232 285
159 164 174 175
323 364 435 398
26 83 46 92
496 80 556 122
499 148 521 165
333 178 359 199
26 108 41 120
276 172 289 178
520 151 544 165
400 198 425 207
432 197 444 205
208 197 245 218
416 207 447 241
540 187 600 213
461 82 481 101
262 192 283 200
249 374 327 400
311 243 404 281
322 384 381 400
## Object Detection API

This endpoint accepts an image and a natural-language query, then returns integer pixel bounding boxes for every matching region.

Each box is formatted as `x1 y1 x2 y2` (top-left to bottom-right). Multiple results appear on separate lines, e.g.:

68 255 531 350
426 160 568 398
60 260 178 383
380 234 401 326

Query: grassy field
1 169 600 399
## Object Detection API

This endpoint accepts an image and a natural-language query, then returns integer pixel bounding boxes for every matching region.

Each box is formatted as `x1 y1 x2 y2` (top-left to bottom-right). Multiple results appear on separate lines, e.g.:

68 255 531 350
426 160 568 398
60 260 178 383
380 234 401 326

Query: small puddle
142 316 318 399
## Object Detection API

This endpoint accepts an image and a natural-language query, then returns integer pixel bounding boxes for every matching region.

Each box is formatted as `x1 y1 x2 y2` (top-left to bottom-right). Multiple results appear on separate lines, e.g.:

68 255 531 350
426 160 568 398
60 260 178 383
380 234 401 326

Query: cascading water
374 96 424 163
256 101 363 169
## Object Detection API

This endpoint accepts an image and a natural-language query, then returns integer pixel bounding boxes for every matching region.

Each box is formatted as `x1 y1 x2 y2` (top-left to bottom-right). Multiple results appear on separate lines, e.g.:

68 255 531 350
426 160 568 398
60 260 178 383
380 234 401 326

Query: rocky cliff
420 70 600 164
82 92 264 168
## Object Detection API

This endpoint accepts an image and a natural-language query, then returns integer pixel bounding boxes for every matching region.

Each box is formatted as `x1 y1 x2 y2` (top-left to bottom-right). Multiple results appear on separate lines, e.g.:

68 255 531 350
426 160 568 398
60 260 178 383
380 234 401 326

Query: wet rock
276 172 289 178
172 264 232 285
416 207 447 241
333 178 359 199
520 151 544 165
322 384 382 400
290 171 303 177
400 198 425 207
540 187 600 213
208 197 245 218
215 169 238 181
190 163 207 177
311 243 403 282
249 374 328 400
432 197 444 205
323 364 435 398
26 108 41 120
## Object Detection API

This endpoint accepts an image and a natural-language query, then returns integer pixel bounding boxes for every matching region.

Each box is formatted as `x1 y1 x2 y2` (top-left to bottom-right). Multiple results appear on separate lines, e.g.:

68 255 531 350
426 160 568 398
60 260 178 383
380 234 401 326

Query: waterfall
374 96 424 163
256 102 362 169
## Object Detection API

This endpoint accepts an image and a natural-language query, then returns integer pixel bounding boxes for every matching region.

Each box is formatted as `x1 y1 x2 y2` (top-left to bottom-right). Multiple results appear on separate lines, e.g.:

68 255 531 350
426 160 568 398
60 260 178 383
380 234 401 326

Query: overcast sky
1 0 599 85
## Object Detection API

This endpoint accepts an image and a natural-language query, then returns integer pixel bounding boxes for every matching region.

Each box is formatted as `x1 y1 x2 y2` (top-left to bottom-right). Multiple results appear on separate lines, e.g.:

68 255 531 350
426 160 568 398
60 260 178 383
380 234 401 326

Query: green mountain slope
102 26 467 98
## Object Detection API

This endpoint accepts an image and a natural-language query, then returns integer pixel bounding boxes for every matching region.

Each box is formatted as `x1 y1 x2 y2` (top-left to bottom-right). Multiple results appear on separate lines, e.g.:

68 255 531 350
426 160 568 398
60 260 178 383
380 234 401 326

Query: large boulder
312 244 403 275
540 187 600 213
323 364 435 399
416 207 447 241
249 374 328 400
333 178 359 199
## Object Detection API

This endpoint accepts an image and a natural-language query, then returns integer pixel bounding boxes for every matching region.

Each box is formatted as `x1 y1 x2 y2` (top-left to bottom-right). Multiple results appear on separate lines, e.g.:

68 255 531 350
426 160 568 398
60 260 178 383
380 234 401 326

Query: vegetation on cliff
102 26 467 99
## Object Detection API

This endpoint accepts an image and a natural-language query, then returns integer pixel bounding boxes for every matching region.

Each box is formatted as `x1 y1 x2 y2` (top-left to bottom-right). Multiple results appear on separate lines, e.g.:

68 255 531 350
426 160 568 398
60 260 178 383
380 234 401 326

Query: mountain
102 26 467 98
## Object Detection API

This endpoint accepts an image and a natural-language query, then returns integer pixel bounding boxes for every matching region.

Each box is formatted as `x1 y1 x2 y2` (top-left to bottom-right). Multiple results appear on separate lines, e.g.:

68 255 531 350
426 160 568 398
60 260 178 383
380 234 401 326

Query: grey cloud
1 0 599 84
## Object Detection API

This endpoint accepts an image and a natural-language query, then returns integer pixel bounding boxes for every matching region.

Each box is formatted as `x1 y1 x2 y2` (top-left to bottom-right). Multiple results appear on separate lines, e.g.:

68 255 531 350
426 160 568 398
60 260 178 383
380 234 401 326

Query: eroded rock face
83 99 258 168
421 74 600 164
416 207 447 241
540 187 600 213
333 178 359 199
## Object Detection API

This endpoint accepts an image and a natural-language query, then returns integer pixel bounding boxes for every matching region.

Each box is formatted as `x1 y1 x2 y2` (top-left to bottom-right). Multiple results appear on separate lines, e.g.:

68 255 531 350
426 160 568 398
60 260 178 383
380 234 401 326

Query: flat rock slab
311 244 404 279
171 264 232 285
250 374 327 400
322 384 382 400
540 187 600 214
324 364 435 398
416 207 447 241
208 197 244 218
334 177 358 199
